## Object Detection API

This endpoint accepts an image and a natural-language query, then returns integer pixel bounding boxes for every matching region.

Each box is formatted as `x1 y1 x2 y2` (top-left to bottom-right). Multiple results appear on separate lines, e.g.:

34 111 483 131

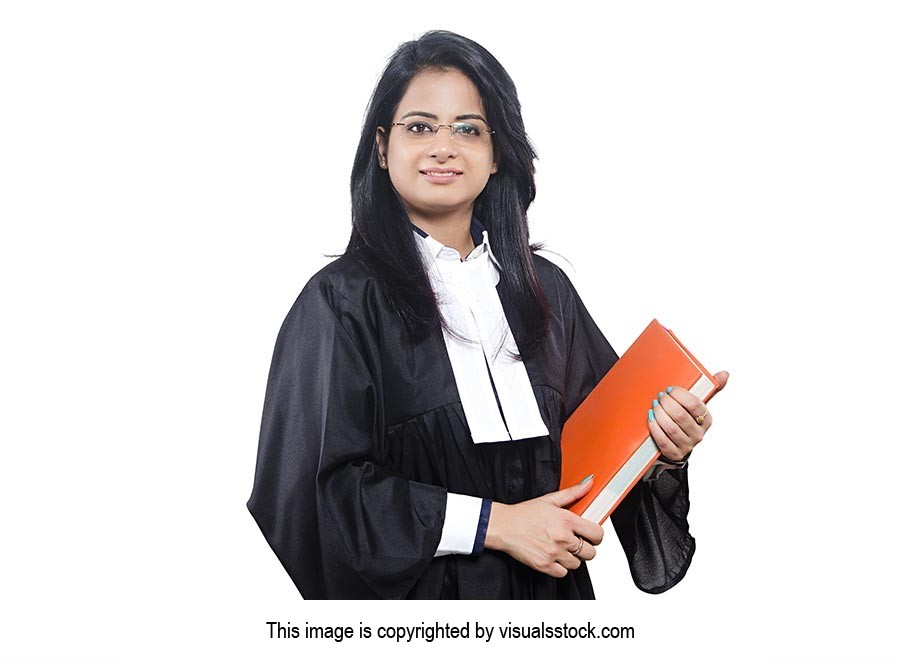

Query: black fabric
247 251 694 599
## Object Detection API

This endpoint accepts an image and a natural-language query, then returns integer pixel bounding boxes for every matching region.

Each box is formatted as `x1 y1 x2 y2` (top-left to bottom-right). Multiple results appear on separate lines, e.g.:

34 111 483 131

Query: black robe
247 252 695 599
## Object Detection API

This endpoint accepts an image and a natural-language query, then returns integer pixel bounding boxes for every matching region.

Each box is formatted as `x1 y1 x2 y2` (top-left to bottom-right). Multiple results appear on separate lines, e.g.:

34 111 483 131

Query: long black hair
345 29 549 360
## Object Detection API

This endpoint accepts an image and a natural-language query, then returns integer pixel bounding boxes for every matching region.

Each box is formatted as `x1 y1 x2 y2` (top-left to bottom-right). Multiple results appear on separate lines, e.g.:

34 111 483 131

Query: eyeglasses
390 121 495 145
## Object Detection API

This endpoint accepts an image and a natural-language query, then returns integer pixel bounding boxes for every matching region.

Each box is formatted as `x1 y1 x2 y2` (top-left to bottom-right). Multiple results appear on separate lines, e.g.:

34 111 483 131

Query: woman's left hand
648 370 729 462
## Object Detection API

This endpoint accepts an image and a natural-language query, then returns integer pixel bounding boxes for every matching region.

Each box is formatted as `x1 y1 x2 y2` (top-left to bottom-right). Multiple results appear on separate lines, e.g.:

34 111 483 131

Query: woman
247 29 728 599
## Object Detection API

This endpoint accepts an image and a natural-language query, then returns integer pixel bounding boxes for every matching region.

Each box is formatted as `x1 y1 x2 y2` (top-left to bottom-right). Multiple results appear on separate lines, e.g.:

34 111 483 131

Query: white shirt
414 227 550 445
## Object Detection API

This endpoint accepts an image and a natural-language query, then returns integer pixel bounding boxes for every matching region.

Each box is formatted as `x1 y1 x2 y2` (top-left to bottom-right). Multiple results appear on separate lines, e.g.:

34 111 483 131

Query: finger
653 396 693 448
556 550 582 571
548 562 569 578
571 518 605 545
566 534 588 558
663 389 714 437
537 559 569 579
699 409 713 431
648 411 686 462
579 541 597 561
713 371 729 392
705 371 729 403
567 529 601 560
540 475 593 507
664 386 706 426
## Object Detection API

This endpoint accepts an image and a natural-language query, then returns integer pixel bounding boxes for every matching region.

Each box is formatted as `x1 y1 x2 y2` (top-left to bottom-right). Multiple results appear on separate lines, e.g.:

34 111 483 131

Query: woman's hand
649 370 729 462
484 477 604 578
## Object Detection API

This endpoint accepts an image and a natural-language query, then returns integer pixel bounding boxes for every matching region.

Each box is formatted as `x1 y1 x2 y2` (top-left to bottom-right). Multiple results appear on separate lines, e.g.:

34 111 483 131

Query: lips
420 168 463 175
419 167 463 184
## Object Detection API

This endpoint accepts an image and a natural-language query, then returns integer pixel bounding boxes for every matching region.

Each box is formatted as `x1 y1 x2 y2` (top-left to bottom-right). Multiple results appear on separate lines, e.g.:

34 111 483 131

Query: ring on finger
570 536 585 557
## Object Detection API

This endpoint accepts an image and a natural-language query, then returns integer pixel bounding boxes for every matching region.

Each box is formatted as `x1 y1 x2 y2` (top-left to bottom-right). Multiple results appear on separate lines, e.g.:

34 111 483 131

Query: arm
247 280 448 599
556 266 695 593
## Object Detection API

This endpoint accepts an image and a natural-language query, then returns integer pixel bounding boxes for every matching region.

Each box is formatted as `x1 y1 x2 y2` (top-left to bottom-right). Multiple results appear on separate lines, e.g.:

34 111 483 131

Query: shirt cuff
471 498 492 555
435 492 486 557
642 451 691 482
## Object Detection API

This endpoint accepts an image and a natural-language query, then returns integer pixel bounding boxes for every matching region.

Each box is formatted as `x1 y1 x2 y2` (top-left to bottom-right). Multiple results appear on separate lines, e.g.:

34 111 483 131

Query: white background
1 2 898 661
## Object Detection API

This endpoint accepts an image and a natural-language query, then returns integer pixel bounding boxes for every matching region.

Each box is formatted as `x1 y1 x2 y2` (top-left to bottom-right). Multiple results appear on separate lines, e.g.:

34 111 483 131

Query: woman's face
376 68 498 221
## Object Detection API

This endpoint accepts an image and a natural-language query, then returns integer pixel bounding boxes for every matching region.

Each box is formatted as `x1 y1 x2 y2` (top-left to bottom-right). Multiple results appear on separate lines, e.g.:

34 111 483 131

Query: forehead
394 68 486 119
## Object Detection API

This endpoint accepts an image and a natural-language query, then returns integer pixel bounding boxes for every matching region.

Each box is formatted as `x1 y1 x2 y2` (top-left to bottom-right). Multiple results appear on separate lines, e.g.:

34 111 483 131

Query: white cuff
642 456 688 482
434 492 483 556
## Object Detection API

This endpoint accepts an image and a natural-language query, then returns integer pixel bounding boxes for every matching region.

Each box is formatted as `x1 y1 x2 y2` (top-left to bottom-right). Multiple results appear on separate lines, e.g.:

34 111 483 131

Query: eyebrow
399 110 488 123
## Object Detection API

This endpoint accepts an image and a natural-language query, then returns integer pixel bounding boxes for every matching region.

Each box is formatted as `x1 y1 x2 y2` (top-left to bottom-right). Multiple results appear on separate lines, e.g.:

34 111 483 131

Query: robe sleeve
246 278 447 599
555 266 696 594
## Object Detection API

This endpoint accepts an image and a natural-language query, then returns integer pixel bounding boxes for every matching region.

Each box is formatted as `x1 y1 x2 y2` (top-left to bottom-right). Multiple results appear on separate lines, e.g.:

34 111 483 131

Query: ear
375 126 388 168
491 162 498 174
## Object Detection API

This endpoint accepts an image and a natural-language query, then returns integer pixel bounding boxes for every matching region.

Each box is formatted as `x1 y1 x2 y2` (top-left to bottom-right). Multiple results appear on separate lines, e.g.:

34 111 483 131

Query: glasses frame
390 121 496 143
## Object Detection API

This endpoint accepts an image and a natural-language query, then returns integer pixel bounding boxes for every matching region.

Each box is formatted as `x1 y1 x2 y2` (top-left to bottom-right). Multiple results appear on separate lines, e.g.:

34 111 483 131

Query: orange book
561 319 720 523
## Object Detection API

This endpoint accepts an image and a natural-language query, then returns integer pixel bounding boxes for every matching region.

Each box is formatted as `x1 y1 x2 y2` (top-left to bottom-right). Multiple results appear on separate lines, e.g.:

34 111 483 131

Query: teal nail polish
653 399 659 408
580 474 594 485
666 386 673 394
648 409 655 422
658 391 665 400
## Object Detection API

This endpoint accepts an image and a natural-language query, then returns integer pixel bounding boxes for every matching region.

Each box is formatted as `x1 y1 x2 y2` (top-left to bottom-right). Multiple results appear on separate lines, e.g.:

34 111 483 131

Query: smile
421 170 463 183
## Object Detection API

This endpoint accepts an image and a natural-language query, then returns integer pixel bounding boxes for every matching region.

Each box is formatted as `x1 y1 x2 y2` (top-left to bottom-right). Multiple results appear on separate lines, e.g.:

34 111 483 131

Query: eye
407 122 432 133
454 122 481 137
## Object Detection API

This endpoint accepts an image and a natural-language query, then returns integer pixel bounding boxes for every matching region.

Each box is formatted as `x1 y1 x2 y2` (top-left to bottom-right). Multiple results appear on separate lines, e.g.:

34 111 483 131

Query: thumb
710 370 729 398
541 475 594 507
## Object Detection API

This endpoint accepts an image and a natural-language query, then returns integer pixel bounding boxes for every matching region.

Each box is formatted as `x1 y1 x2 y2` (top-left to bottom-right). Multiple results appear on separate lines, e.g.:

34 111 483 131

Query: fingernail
653 399 659 408
666 386 673 394
658 391 665 400
648 409 655 422
580 474 594 484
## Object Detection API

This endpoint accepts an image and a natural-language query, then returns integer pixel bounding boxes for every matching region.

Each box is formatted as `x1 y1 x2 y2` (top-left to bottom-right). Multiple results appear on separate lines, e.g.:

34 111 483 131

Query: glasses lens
400 122 433 139
452 122 487 141
397 121 491 143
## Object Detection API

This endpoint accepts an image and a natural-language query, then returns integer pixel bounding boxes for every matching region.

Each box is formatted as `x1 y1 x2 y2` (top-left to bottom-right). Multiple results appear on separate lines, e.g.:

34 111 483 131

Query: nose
428 126 457 158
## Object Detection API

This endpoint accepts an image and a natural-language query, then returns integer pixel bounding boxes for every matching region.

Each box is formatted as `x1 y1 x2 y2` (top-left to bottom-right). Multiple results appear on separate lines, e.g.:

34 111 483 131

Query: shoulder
297 253 379 308
278 253 383 337
532 252 577 301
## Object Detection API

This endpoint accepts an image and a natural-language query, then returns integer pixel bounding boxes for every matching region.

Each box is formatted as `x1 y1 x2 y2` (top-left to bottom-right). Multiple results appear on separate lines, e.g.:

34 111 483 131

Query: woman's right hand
483 477 604 578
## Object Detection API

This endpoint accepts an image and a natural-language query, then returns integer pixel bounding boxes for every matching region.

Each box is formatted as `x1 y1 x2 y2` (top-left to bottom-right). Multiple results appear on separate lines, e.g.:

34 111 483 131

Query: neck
409 210 475 259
